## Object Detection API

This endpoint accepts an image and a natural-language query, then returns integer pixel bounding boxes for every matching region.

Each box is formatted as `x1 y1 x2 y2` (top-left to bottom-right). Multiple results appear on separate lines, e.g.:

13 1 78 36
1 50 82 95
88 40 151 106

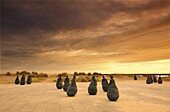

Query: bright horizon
1 59 170 74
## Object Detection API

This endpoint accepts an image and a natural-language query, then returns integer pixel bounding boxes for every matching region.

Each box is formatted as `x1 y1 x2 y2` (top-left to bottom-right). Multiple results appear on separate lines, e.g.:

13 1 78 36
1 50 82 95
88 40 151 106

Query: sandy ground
0 79 170 112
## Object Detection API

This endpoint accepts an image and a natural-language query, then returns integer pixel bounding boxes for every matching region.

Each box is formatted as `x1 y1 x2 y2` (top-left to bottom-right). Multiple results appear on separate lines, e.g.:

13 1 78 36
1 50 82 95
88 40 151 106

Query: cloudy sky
1 0 170 74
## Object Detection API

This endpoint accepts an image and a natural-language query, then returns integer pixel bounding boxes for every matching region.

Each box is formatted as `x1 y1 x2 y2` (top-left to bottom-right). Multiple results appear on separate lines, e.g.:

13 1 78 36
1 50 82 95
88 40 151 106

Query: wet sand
0 79 169 112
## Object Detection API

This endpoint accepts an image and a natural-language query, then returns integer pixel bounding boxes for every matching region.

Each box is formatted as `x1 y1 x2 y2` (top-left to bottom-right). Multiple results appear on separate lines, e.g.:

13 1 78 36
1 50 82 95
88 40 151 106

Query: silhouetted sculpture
153 75 157 83
56 75 63 89
102 75 108 92
146 75 152 84
15 75 19 84
67 75 77 96
158 75 163 84
88 76 97 95
146 76 150 84
134 75 137 80
27 75 32 84
63 76 70 92
107 76 119 101
20 75 25 85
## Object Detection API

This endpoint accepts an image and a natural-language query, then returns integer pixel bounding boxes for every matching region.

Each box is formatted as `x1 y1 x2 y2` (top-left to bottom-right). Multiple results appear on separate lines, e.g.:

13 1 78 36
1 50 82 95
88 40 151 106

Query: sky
1 0 170 74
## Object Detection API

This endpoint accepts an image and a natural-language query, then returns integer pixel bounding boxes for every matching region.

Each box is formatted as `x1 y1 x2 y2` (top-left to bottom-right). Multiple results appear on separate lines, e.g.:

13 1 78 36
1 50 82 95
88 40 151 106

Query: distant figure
107 76 119 101
63 76 70 92
15 75 19 84
56 75 63 89
20 75 25 85
158 75 163 84
88 76 97 95
146 75 152 84
153 75 157 83
27 75 32 84
134 75 137 80
102 75 109 92
67 75 77 97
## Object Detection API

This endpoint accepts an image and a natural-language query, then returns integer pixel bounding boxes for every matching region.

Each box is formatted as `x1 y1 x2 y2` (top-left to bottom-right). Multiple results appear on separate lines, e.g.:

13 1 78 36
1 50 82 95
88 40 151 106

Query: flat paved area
0 80 170 112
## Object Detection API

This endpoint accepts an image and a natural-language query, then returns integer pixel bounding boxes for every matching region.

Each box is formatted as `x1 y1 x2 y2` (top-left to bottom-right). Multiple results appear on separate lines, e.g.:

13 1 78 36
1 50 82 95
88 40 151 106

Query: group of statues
134 75 163 84
15 75 32 85
14 74 163 101
56 75 119 101
56 75 77 97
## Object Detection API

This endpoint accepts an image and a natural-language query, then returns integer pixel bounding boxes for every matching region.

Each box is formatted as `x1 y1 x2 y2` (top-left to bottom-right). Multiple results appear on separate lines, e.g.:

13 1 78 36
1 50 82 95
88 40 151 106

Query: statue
88 76 97 95
146 75 152 84
102 75 108 92
56 75 63 89
27 75 32 84
20 75 25 85
15 75 19 84
67 75 77 96
134 75 137 80
158 75 163 84
153 75 157 83
63 76 70 92
107 76 119 101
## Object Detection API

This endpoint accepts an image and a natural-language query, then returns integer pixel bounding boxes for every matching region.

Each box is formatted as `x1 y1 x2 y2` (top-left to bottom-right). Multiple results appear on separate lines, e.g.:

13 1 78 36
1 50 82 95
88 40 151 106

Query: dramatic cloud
1 0 170 74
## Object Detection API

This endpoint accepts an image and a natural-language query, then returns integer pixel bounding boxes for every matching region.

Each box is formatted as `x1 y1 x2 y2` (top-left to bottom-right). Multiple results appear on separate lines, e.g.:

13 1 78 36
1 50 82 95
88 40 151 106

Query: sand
0 79 169 112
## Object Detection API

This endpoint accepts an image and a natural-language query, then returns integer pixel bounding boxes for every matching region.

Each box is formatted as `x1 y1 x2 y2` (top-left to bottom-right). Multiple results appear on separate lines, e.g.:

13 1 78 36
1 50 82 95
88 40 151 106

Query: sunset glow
1 0 170 74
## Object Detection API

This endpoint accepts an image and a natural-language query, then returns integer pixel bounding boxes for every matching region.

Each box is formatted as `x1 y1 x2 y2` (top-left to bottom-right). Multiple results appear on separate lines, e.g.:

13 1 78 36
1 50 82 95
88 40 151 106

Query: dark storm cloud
1 0 103 37
1 0 169 37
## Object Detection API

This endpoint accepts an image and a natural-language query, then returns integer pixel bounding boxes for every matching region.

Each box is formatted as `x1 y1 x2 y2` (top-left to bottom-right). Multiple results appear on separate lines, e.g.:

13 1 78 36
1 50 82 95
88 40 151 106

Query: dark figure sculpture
107 76 119 101
153 75 157 83
102 75 108 92
63 76 70 92
88 76 97 95
158 75 163 84
20 75 25 85
56 75 63 89
67 75 77 96
134 75 137 80
15 75 19 84
27 75 32 84
146 75 152 84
